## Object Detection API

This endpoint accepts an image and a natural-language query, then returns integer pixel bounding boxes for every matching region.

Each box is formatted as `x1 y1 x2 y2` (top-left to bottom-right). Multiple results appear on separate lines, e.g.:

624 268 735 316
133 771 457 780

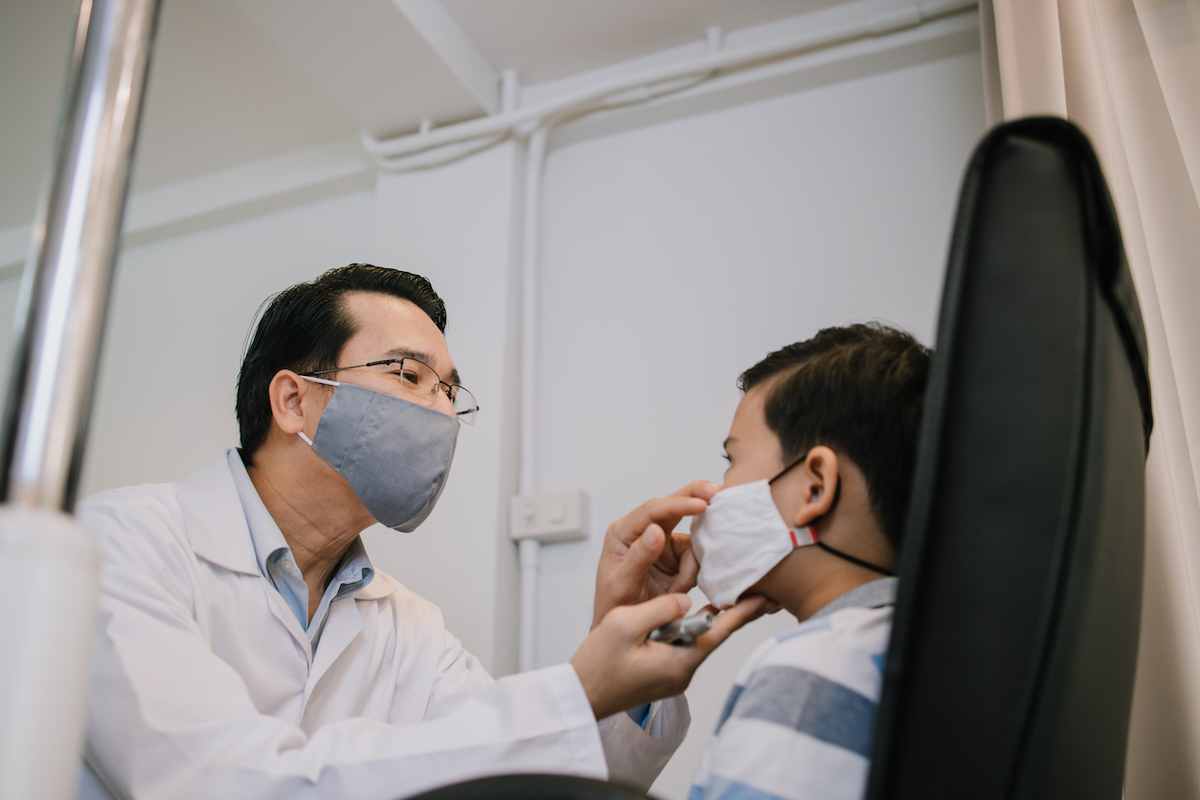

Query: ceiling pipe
365 0 978 168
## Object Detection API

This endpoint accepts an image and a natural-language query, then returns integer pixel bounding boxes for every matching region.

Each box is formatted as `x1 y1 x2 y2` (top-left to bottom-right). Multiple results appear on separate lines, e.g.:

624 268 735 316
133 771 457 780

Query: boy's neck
765 546 889 622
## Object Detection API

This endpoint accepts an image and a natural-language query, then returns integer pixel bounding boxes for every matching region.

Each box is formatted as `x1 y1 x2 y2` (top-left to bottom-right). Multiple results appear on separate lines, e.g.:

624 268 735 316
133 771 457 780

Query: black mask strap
773 448 894 577
768 449 841 505
815 540 895 577
767 449 810 486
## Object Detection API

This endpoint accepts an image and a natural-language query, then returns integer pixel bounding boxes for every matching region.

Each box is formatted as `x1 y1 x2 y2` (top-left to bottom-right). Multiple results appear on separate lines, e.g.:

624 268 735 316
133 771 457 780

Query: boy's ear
786 446 839 529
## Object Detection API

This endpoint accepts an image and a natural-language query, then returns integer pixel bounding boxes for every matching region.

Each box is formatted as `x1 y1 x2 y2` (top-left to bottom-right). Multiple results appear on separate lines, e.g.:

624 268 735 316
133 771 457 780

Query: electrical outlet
510 490 589 542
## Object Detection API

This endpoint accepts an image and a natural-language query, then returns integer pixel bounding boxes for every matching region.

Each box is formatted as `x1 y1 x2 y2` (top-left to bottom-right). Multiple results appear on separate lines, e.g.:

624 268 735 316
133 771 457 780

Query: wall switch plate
510 490 589 543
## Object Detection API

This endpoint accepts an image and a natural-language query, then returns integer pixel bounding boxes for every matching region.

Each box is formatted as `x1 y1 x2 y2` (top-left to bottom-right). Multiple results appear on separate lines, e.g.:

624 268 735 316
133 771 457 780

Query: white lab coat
76 452 687 800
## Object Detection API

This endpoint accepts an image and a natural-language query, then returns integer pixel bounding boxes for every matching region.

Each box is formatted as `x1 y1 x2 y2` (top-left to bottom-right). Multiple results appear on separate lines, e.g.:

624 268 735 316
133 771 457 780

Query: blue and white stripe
689 578 897 800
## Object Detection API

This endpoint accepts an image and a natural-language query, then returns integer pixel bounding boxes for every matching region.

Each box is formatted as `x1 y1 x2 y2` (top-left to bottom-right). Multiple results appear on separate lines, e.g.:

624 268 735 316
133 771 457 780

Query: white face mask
690 474 816 609
690 451 893 608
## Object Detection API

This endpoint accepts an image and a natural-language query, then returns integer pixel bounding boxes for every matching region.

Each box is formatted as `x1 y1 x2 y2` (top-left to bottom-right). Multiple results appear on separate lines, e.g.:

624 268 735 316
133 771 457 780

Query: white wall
0 172 521 674
0 191 375 501
75 190 376 497
366 141 525 676
531 51 987 798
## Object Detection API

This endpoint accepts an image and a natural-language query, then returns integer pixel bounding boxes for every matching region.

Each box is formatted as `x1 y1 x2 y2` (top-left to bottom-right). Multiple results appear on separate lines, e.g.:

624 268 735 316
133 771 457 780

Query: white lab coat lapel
305 600 362 699
305 575 398 707
178 456 312 661
262 584 314 666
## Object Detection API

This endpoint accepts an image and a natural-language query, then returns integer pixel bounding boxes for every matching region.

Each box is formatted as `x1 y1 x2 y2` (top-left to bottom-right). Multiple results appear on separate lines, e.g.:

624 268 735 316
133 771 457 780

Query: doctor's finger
688 596 769 657
664 537 698 594
623 524 667 578
666 480 722 503
606 496 710 549
606 592 692 639
650 481 721 534
644 530 688 578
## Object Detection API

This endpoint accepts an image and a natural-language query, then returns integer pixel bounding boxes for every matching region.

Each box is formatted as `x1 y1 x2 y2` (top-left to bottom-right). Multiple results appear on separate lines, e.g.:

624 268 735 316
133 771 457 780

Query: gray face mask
298 377 459 532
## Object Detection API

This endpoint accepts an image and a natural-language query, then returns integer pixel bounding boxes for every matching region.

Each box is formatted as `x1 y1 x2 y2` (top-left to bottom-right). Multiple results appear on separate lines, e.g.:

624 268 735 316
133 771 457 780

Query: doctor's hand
571 592 768 721
592 480 721 630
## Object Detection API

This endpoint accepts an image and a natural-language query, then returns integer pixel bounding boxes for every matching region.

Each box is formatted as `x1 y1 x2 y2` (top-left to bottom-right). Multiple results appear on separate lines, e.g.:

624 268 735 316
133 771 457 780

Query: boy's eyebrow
723 437 735 451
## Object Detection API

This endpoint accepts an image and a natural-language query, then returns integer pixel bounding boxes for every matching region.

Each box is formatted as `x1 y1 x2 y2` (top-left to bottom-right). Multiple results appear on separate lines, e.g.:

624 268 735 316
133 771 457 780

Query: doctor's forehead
339 292 456 375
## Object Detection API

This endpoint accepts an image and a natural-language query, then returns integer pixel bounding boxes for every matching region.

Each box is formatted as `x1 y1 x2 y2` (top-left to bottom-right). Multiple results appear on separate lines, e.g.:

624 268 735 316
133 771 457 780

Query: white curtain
978 1 1200 796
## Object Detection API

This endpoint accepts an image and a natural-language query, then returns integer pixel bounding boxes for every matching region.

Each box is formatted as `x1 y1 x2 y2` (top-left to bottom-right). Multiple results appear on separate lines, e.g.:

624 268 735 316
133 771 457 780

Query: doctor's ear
788 446 839 528
267 370 323 436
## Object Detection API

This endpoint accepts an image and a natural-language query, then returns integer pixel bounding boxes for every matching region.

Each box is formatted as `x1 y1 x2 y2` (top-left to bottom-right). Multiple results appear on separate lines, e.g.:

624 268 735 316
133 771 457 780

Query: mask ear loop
300 375 340 387
770 448 896 577
815 540 895 576
767 449 811 486
296 374 338 447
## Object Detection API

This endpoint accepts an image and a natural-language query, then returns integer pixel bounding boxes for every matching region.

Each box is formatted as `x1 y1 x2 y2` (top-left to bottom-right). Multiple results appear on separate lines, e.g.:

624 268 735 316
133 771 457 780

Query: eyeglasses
303 358 479 425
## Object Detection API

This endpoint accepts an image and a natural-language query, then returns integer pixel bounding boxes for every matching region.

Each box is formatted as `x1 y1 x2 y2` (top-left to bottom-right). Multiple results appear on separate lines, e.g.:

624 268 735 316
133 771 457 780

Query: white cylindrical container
0 506 100 800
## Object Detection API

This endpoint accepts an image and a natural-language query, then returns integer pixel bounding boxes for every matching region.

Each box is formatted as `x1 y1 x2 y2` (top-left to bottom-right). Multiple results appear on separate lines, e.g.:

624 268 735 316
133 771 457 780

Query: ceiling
441 0 843 84
0 0 836 231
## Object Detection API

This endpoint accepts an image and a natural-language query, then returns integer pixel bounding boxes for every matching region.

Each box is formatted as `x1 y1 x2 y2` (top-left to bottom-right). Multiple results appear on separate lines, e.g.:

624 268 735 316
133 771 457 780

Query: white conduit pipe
517 537 541 673
519 126 549 502
516 125 550 674
374 133 507 174
509 47 708 670
365 0 977 168
512 80 697 673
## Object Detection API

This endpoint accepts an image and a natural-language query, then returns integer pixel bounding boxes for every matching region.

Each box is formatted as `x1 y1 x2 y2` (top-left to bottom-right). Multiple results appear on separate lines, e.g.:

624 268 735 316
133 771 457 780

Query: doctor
77 264 766 800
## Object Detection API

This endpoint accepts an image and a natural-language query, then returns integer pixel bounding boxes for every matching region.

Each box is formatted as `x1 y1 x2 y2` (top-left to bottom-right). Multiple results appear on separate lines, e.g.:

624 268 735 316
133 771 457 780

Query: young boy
688 323 930 800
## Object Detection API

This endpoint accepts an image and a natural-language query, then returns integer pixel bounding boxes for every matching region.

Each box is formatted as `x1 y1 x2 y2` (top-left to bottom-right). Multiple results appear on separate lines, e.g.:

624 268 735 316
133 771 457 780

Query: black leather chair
866 117 1153 800
407 118 1153 800
408 775 652 800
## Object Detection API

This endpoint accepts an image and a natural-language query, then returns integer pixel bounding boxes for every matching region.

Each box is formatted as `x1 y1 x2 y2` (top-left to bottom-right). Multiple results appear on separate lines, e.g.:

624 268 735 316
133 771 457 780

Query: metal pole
1 0 162 511
0 1 160 797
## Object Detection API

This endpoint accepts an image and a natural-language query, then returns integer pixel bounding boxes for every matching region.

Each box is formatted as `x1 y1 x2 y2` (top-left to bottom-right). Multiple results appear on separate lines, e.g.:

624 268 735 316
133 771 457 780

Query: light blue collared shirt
228 450 374 650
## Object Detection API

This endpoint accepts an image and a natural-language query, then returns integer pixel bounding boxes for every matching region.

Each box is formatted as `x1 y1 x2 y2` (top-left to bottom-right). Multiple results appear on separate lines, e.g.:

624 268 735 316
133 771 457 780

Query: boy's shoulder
735 577 897 696
692 579 898 800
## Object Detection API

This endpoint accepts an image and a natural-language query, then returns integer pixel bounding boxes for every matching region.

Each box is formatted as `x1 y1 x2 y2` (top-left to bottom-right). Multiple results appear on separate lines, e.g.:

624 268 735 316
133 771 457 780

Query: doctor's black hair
738 323 931 550
236 264 447 463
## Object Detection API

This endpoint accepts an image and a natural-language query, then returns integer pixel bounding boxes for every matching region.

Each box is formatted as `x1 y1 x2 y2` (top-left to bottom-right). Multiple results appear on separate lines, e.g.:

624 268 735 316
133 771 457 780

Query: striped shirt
689 578 897 800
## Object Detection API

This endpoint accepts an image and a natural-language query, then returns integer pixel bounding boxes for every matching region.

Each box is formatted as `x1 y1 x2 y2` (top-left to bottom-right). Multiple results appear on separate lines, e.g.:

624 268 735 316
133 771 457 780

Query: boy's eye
721 452 732 464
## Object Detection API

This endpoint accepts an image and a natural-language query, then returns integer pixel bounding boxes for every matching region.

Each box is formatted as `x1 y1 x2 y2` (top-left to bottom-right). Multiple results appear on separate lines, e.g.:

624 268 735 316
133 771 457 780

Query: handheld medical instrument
648 611 715 645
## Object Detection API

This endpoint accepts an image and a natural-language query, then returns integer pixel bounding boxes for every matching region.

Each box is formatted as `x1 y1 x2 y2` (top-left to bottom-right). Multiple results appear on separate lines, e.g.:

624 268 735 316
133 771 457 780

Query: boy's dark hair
236 264 447 463
739 323 930 549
